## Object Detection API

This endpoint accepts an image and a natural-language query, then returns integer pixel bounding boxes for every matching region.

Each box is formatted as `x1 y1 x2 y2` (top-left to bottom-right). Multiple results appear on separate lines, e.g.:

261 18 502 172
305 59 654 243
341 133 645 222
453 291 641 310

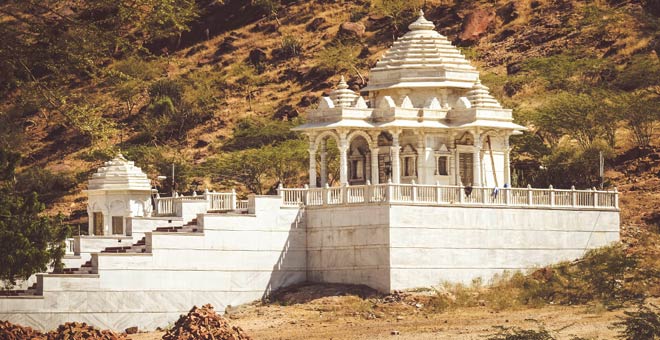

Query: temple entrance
459 153 473 186
348 136 370 185
93 212 104 235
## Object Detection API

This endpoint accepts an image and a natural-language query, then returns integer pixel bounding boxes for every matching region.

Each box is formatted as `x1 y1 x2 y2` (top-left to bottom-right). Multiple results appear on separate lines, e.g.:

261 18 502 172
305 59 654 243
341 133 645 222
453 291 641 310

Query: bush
512 244 640 306
281 35 302 58
15 168 77 204
486 326 555 340
140 77 213 142
615 304 660 340
223 117 301 151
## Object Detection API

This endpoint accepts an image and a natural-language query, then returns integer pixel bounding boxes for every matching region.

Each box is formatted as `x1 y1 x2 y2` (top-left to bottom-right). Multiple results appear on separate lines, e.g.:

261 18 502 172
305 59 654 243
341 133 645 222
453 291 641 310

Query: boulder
274 104 299 120
458 8 496 44
339 22 366 39
248 48 268 68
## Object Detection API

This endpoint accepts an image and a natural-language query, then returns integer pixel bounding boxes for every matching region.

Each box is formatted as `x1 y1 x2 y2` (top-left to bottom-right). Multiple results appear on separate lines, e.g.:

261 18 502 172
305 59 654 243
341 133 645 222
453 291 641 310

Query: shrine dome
362 11 479 92
87 153 152 191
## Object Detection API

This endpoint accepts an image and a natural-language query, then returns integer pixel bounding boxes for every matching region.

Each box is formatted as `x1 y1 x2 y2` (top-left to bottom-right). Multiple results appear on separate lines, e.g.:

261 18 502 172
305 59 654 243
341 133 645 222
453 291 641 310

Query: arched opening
315 135 340 187
400 144 417 181
348 136 370 185
377 132 393 183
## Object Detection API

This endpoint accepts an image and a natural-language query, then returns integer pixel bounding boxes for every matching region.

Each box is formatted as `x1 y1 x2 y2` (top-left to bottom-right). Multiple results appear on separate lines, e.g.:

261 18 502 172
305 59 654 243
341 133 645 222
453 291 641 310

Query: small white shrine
86 153 153 236
295 12 524 188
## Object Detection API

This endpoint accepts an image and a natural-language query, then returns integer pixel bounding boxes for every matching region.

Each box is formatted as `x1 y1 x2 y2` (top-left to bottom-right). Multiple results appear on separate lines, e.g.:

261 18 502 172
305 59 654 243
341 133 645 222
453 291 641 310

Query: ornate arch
313 130 340 149
347 130 373 146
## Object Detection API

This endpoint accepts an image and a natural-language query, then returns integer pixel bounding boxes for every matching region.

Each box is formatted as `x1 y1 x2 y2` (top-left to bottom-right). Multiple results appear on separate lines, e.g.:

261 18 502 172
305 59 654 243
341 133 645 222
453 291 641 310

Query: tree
371 0 424 39
0 149 68 288
614 91 660 147
532 91 616 149
317 42 366 84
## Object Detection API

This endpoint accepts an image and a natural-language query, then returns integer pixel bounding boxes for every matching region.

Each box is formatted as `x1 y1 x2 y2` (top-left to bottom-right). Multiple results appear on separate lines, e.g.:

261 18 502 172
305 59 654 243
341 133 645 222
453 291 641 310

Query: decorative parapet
153 190 246 216
278 183 619 211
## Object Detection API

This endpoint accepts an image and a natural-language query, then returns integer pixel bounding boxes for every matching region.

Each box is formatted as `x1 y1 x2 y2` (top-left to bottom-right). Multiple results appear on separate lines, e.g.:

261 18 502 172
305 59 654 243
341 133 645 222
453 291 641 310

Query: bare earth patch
127 285 636 340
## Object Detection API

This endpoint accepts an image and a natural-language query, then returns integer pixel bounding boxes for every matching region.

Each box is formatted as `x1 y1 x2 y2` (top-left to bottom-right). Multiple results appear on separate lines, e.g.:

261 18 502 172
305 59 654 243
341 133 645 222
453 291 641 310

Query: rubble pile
0 320 47 340
162 304 252 340
0 321 126 340
46 322 127 340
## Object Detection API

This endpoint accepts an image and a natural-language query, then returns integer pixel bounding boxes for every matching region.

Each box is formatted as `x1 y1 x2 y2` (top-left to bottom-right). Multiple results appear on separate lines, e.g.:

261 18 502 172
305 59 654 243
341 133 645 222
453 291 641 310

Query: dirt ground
128 284 630 340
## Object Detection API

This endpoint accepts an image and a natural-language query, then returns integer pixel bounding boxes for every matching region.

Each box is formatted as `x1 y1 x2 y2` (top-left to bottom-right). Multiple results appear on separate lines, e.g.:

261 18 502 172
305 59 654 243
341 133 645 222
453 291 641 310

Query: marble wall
0 197 619 332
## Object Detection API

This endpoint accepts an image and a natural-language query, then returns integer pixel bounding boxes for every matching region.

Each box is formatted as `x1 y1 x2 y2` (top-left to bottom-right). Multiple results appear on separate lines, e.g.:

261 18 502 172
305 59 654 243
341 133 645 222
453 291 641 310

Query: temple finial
337 75 349 89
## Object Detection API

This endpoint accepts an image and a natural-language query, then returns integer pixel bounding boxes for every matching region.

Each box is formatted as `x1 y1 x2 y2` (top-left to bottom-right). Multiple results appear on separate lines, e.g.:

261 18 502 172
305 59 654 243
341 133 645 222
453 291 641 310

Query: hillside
0 0 658 236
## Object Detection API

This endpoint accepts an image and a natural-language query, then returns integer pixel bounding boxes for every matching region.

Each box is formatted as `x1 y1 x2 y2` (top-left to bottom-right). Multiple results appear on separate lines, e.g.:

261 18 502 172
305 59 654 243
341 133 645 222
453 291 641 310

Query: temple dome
329 76 360 108
362 10 479 92
88 153 152 191
466 80 502 109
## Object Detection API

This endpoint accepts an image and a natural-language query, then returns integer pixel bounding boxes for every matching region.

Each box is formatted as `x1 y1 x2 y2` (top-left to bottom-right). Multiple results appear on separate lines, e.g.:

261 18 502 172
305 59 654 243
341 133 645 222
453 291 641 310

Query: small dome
88 153 152 191
466 80 502 109
330 76 360 108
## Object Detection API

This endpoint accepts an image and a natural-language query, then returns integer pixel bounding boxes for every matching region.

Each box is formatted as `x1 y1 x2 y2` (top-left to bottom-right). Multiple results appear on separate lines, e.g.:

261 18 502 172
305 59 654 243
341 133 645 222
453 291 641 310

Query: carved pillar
308 144 317 188
339 131 349 185
473 130 482 187
391 129 401 184
320 142 327 187
504 134 511 186
449 131 457 185
416 132 425 184
370 144 379 185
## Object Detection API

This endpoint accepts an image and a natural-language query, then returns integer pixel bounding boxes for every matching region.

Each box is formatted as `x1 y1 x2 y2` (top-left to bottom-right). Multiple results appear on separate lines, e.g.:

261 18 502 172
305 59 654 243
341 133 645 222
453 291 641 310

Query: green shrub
15 168 77 204
513 244 639 306
281 35 302 58
615 54 660 91
223 117 301 151
614 304 660 340
486 326 555 340
140 77 213 142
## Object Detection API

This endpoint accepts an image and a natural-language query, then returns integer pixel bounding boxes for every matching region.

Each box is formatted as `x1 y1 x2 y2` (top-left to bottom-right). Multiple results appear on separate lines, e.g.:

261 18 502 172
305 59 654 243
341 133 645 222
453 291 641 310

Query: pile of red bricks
0 320 127 340
0 320 47 339
46 322 127 339
162 304 252 340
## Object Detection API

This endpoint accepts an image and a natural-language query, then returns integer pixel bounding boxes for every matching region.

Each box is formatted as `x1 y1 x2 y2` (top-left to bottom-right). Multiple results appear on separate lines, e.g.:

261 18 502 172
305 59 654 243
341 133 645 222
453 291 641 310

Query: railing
236 199 249 211
278 183 619 210
154 189 242 216
207 191 237 211
65 238 75 255
155 196 176 216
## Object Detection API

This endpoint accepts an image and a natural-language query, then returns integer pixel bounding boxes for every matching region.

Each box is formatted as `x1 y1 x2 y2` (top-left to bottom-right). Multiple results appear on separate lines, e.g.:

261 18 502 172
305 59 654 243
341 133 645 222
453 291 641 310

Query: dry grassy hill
1 0 658 240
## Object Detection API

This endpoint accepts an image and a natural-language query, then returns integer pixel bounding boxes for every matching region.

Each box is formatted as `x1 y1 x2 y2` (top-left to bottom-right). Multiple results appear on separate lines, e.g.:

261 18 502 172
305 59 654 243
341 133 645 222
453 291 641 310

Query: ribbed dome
88 153 152 191
466 80 502 109
330 76 360 108
362 11 479 91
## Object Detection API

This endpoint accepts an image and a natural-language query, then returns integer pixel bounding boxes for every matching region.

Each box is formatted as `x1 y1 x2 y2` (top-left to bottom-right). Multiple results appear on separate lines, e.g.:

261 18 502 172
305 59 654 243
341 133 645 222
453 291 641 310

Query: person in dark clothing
464 183 473 198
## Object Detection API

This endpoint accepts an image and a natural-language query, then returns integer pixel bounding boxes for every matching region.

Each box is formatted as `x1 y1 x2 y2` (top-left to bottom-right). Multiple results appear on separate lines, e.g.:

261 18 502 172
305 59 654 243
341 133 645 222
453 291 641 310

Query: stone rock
497 1 521 24
458 8 496 44
506 62 522 75
248 48 268 68
125 326 138 334
306 17 327 32
299 94 318 107
274 104 299 120
339 22 366 39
